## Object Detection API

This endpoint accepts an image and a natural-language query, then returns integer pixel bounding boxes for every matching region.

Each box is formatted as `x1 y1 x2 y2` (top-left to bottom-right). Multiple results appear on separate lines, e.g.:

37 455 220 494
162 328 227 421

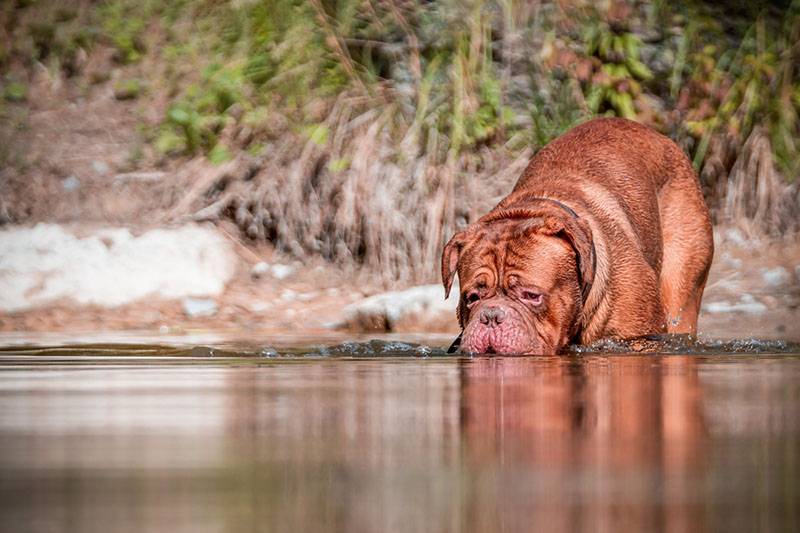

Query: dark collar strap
533 196 580 219
531 197 596 302
446 332 462 354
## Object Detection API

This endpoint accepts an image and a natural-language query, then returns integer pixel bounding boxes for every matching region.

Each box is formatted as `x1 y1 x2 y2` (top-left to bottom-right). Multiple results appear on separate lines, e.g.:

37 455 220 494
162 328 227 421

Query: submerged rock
313 339 446 357
259 347 279 358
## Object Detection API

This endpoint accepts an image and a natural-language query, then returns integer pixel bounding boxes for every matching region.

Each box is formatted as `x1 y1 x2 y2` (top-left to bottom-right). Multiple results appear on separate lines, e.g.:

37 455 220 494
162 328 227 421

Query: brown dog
442 117 713 354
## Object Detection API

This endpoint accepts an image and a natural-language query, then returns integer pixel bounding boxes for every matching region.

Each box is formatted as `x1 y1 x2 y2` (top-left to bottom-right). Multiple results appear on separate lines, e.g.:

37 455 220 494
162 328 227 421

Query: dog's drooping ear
441 231 468 299
539 216 596 301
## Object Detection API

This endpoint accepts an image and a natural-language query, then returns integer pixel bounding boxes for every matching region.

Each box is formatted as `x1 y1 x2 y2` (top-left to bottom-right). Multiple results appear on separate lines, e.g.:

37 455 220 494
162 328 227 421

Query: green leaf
3 81 27 102
609 92 636 119
167 106 192 126
612 35 625 58
625 58 653 81
623 33 640 59
155 129 185 155
304 123 330 146
328 157 350 172
585 85 604 113
208 144 232 165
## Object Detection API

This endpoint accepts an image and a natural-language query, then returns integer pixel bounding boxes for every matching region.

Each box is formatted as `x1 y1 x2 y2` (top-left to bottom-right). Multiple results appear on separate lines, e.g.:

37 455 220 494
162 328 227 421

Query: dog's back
497 117 713 338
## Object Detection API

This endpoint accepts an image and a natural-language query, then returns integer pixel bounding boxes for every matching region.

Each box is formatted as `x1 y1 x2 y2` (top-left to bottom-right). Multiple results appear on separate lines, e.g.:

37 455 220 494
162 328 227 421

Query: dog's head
442 206 594 355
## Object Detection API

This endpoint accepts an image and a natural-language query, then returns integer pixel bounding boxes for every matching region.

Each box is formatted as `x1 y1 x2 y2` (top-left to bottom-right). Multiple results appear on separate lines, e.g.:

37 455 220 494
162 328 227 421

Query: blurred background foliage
1 0 798 282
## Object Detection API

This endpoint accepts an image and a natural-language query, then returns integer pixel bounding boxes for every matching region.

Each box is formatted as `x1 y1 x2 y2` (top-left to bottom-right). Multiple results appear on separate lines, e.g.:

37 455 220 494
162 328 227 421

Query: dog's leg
657 153 714 335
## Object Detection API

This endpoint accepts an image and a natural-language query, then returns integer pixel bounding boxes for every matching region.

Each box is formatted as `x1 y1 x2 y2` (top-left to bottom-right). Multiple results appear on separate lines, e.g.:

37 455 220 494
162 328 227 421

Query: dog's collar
527 196 597 300
530 196 580 219
446 332 462 354
521 197 599 342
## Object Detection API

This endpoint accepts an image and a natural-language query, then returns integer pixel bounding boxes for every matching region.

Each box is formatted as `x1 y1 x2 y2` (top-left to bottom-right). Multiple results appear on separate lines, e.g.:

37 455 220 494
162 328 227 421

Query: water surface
0 340 798 533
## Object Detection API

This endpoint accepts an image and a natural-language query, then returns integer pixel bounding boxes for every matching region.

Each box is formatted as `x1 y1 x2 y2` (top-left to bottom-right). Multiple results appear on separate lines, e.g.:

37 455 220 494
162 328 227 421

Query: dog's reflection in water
459 355 707 533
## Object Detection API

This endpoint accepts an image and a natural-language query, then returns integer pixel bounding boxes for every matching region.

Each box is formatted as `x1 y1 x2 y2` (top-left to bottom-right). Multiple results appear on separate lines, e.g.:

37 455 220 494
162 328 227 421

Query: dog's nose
479 306 506 326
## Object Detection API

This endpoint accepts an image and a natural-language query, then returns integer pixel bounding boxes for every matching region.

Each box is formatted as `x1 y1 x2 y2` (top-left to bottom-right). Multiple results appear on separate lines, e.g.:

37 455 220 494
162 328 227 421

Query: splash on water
570 334 796 355
0 336 797 359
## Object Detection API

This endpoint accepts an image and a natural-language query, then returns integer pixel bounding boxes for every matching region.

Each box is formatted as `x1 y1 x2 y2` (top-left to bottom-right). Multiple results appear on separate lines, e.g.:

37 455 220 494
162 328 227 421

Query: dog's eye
522 291 543 305
465 291 481 305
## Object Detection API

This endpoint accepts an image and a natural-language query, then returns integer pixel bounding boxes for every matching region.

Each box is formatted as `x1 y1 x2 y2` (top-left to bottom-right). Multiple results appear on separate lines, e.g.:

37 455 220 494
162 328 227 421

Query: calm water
0 340 798 533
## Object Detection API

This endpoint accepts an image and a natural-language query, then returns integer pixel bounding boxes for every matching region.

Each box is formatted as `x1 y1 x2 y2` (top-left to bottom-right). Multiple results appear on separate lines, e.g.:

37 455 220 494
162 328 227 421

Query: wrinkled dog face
442 212 593 355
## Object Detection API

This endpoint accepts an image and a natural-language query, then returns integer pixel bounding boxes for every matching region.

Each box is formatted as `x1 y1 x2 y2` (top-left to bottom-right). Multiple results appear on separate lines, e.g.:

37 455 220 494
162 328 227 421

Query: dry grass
3 0 799 285
168 91 532 285
719 127 798 236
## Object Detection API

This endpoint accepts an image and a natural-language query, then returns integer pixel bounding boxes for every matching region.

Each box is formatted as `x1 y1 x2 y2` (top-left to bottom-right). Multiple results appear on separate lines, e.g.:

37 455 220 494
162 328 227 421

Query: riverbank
1 222 797 345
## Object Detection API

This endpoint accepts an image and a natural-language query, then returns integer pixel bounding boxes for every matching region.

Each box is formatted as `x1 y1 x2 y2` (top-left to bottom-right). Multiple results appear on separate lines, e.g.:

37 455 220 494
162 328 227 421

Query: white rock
250 261 270 279
0 223 236 312
270 264 295 280
724 228 748 247
182 298 218 317
62 176 80 191
720 252 743 269
280 289 296 302
91 160 110 175
343 283 459 330
740 293 758 304
703 294 767 315
714 277 741 291
248 301 270 313
761 266 790 287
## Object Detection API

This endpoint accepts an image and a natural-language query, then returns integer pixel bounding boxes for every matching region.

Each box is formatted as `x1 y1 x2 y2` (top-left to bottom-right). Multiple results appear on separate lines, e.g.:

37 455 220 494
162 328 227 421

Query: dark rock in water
313 340 446 357
570 335 796 355
259 347 279 358
190 346 217 357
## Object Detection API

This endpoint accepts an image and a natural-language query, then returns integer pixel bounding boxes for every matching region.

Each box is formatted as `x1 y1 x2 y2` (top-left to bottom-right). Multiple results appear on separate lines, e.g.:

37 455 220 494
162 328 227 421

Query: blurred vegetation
1 0 798 280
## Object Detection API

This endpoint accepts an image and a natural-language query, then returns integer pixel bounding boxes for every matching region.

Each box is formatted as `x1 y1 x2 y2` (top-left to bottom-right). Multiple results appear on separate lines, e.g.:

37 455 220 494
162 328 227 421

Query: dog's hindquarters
657 146 714 335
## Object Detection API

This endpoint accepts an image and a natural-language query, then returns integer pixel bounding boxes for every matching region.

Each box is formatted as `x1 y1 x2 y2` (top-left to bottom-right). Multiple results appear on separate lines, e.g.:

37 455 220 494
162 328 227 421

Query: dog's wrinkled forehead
457 218 556 277
470 216 545 244
442 208 594 300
